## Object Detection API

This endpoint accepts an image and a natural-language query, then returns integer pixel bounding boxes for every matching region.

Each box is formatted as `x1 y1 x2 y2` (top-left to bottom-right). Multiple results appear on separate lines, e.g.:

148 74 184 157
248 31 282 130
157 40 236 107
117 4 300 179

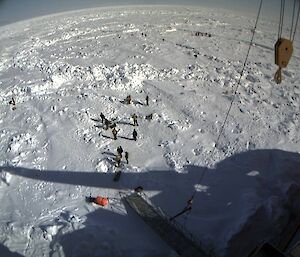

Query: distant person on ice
125 95 132 104
132 113 138 126
9 96 16 110
117 146 123 157
112 127 119 140
145 95 149 106
100 112 105 123
133 129 137 141
115 154 121 167
125 151 129 164
104 118 111 130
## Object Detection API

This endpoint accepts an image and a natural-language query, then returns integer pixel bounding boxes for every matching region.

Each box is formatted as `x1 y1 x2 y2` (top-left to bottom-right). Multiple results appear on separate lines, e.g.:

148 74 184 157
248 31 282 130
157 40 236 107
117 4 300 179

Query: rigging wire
290 0 297 40
292 0 300 42
278 0 285 38
279 0 299 42
188 0 264 203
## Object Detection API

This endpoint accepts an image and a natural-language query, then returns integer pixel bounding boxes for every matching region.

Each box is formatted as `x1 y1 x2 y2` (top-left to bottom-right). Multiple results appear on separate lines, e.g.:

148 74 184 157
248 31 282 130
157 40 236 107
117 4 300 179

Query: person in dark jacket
132 129 137 141
115 155 121 167
100 112 105 123
104 119 110 130
132 113 138 126
125 151 129 164
125 95 131 104
112 127 118 140
117 146 123 157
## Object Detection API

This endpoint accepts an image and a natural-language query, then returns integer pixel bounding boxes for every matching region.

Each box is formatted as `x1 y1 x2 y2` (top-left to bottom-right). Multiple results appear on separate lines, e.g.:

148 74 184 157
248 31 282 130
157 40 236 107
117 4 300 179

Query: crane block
275 38 293 68
274 38 293 84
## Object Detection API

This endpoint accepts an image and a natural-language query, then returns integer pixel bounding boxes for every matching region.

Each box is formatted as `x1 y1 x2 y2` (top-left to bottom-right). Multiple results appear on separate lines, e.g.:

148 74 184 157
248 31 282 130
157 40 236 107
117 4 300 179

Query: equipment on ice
86 196 109 207
145 113 153 121
274 38 293 84
274 0 299 84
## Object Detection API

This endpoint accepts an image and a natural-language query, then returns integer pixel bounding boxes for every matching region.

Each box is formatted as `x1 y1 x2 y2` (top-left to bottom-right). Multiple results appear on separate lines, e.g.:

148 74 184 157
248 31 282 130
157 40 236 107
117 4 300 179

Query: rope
292 0 300 42
189 0 264 202
278 0 285 38
183 208 191 227
290 0 297 40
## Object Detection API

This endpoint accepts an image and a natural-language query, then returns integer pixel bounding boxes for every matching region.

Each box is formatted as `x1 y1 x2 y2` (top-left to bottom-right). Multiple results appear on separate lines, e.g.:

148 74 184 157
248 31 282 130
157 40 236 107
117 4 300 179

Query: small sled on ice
86 196 109 207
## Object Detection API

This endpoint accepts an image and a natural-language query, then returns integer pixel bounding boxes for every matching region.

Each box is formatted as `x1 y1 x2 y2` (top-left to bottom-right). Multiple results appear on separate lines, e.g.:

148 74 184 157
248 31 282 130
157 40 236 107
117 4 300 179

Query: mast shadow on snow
1 149 300 257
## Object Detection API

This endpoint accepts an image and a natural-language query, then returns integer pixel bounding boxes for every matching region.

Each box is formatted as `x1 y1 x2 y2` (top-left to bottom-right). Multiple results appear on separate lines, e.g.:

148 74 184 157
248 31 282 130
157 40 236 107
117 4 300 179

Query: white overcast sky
0 0 297 26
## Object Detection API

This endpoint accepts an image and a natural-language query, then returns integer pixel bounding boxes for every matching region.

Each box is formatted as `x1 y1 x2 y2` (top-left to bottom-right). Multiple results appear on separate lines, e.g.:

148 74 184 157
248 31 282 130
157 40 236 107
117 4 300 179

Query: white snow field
0 5 300 257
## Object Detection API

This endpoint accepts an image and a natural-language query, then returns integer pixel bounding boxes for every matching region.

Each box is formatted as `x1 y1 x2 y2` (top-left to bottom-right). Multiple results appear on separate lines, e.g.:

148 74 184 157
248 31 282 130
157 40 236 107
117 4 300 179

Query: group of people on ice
99 94 150 167
115 146 129 167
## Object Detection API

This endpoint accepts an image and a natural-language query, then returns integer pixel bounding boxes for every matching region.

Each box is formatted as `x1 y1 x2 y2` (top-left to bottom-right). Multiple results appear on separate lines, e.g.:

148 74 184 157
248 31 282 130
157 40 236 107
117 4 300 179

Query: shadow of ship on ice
2 149 300 257
0 244 24 257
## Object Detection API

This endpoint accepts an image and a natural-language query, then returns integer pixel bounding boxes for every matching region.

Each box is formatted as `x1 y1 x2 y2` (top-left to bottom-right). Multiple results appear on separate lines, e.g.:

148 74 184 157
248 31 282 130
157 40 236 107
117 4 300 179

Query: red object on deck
94 196 109 206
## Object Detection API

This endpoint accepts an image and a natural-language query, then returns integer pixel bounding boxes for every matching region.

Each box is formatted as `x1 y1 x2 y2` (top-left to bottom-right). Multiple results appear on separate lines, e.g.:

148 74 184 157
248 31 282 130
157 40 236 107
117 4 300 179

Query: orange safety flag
94 196 109 206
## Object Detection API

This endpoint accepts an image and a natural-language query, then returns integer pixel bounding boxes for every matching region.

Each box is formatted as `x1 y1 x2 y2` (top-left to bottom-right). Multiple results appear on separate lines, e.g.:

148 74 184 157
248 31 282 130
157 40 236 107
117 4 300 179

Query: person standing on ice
115 154 121 167
100 112 105 123
145 95 149 106
125 151 129 164
132 113 138 126
132 129 137 141
125 95 132 104
104 118 112 130
112 127 118 140
117 146 123 158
